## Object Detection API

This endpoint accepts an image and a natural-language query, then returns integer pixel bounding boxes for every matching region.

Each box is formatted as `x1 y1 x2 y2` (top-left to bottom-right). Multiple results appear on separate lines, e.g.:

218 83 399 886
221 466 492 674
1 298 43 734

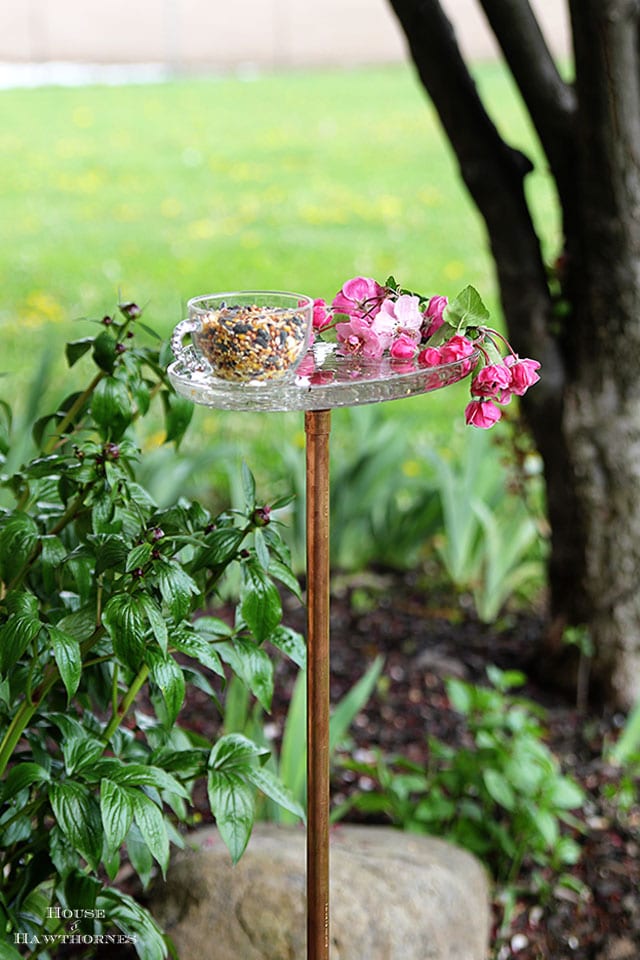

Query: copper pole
305 408 332 960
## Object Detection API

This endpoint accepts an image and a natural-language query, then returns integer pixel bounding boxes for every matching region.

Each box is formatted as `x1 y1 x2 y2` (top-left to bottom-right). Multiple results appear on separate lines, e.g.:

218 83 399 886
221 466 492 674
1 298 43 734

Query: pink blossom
376 294 423 336
464 399 502 429
423 295 448 338
417 346 444 366
470 363 512 399
312 298 332 331
390 333 419 360
332 276 387 321
439 334 475 363
335 317 384 359
504 355 541 396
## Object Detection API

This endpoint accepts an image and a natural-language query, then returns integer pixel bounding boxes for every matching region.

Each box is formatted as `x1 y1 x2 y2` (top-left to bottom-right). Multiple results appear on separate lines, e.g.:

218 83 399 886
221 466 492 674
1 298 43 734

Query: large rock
149 824 491 960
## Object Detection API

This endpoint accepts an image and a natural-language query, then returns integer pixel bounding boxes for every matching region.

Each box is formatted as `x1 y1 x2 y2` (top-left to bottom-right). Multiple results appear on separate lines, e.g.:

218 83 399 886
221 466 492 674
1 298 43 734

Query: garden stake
305 408 332 960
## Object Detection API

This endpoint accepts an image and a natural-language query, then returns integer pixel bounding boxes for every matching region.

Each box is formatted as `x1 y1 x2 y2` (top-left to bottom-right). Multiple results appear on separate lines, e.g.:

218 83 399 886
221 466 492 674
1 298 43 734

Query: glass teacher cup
171 291 314 383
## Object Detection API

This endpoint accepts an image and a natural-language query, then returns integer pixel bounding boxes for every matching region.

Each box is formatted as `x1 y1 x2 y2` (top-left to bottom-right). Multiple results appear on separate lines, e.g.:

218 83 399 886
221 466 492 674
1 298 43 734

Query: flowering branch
313 275 540 428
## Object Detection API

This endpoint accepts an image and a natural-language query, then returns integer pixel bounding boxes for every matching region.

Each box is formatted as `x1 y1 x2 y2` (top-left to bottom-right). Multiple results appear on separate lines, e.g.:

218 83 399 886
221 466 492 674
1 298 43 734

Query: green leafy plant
337 666 584 885
0 305 304 958
424 430 544 621
224 655 385 823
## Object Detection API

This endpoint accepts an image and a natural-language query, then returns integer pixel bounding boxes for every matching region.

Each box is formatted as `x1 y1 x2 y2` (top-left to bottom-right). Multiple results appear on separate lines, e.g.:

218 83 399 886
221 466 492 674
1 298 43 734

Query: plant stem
102 664 149 744
43 371 106 455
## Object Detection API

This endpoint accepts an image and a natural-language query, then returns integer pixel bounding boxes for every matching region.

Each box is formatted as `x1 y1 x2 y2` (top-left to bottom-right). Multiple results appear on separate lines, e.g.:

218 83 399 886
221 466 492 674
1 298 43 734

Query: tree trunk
388 0 640 706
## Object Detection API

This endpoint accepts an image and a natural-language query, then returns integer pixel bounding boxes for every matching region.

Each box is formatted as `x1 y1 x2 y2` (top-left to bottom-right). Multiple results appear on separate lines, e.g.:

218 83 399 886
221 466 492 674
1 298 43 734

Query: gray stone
149 824 491 959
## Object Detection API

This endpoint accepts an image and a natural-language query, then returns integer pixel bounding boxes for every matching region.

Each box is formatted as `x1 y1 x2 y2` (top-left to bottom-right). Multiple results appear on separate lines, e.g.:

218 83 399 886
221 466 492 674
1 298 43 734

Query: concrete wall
0 1 570 70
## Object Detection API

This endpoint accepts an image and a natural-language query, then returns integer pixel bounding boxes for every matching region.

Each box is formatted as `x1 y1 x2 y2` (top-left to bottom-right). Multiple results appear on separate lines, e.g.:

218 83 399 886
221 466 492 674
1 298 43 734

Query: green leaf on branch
443 285 490 331
162 391 194 448
0 762 50 802
190 526 245 574
92 331 118 374
243 764 305 822
0 613 41 673
171 628 225 676
102 593 147 669
130 790 170 876
217 639 274 712
207 769 255 864
147 649 185 726
100 778 133 855
96 887 168 960
270 626 307 669
0 513 39 582
241 560 282 644
156 559 199 621
91 376 132 441
140 595 168 654
241 462 256 511
66 337 95 368
49 625 82 700
49 781 103 870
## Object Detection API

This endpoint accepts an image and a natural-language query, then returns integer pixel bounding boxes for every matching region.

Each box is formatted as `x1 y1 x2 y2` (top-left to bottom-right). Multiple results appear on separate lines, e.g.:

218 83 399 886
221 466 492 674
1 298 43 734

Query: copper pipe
305 408 332 960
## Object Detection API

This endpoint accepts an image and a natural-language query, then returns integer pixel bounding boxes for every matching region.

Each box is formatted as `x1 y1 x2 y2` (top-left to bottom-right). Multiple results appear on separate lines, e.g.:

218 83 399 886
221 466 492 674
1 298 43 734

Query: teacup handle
171 318 206 372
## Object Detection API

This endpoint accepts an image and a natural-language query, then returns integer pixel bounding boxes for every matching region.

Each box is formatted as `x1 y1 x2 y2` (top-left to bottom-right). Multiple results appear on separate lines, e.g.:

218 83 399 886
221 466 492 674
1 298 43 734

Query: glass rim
188 290 314 312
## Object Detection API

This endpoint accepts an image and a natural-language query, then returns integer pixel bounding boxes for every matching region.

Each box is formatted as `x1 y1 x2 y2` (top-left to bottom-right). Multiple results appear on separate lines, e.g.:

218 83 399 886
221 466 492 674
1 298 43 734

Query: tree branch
477 0 577 209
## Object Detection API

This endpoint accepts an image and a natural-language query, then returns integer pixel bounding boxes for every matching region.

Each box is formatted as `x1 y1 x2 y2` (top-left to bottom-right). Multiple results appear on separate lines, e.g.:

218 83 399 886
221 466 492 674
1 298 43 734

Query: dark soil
184 570 639 960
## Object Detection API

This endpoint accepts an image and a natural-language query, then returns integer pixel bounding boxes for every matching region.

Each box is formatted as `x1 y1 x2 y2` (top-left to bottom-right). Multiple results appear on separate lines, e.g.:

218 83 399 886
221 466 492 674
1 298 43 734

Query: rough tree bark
388 0 640 706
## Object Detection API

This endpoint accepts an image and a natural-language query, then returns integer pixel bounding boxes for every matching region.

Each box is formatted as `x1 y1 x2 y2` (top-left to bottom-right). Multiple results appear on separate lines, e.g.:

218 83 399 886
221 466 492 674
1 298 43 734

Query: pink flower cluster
313 276 447 362
313 275 541 429
464 355 541 428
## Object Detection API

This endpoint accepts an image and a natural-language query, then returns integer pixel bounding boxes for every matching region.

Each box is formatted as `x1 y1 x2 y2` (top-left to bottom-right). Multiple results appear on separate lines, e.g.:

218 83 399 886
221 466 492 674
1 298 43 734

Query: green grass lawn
0 62 560 505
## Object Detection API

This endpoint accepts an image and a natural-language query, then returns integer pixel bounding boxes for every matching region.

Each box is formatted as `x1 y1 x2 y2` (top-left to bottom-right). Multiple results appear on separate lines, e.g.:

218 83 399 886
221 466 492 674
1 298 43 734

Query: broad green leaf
243 764 305 822
147 650 185 726
241 562 282 644
170 629 224 676
0 514 39 582
65 336 95 367
140 595 168 654
253 528 270 570
131 790 170 876
0 940 24 960
193 615 233 640
268 557 302 601
532 808 559 847
162 391 194 448
443 284 490 329
0 614 41 673
126 542 153 573
92 533 129 574
269 625 307 670
217 639 274 712
124 821 154 889
96 887 167 960
547 776 584 810
49 625 82 700
208 733 269 771
91 375 132 441
55 607 97 643
207 769 254 863
0 762 50 802
92 330 117 374
483 769 516 811
49 781 103 869
189 526 245 573
156 559 199 621
102 593 147 669
40 534 68 593
62 735 105 776
91 760 190 800
63 869 101 913
241 462 256 510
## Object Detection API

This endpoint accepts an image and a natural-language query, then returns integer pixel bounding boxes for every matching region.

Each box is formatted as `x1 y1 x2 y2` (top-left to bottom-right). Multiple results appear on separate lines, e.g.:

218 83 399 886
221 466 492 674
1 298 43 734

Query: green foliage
338 666 584 885
0 307 304 956
424 429 544 620
224 656 384 824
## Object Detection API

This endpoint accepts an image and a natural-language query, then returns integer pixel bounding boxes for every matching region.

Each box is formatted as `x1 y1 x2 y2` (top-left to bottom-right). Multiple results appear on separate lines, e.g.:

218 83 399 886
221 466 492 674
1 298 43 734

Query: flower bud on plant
252 505 271 527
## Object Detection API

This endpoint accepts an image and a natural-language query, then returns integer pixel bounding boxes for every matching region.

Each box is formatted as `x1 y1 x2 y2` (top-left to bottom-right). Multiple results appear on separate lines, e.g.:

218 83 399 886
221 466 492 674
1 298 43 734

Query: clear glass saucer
167 341 479 412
